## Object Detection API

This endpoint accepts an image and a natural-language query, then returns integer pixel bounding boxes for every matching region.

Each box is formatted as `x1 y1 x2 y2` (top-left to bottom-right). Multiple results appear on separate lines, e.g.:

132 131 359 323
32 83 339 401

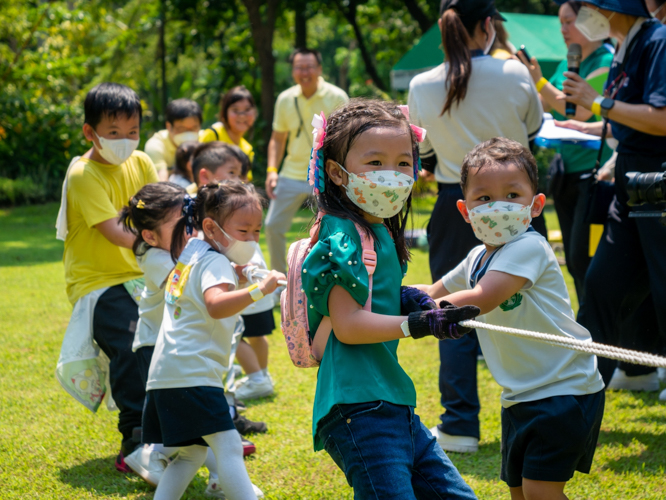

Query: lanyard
468 227 536 288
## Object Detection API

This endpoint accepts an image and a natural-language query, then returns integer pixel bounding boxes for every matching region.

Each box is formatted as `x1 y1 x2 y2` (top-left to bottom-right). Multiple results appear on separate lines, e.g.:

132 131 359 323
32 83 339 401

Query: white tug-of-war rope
459 319 666 368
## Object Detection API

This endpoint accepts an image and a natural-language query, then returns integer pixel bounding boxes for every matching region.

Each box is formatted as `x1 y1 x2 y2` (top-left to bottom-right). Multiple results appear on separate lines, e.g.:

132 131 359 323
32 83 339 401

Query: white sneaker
658 367 666 382
205 479 264 498
660 388 666 402
607 368 660 392
430 426 478 453
234 376 274 400
124 445 169 487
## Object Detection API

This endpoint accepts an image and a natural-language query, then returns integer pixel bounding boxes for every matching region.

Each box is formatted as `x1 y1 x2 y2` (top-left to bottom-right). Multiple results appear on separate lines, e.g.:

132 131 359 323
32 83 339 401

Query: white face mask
94 131 139 165
467 199 534 246
575 6 614 41
173 131 199 146
210 220 257 265
337 163 414 219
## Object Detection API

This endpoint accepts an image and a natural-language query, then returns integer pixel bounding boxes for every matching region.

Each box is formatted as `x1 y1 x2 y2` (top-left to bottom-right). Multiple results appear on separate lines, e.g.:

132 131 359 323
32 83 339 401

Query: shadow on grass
57 456 153 498
598 429 666 475
451 440 502 481
58 456 213 498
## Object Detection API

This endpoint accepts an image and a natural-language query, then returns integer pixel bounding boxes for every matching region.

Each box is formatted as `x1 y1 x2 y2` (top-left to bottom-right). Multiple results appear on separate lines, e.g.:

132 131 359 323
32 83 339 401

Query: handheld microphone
565 43 582 118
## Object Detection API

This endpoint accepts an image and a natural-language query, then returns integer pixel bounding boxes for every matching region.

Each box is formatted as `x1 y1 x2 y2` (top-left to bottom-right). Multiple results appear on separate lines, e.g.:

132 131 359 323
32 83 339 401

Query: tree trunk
241 0 281 146
294 0 307 48
403 0 433 33
339 0 388 92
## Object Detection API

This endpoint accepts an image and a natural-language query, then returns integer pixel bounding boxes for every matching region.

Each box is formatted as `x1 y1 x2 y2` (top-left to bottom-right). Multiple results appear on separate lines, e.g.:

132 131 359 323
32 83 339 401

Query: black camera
626 162 666 206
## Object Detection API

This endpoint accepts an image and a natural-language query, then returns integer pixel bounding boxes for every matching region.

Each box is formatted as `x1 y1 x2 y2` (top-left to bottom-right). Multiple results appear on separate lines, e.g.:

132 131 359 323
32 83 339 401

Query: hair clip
308 112 327 195
136 200 146 209
182 195 195 236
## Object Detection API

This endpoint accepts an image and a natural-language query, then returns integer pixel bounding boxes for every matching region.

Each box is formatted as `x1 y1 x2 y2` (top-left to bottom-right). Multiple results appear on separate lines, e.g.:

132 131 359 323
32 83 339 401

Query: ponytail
440 9 473 116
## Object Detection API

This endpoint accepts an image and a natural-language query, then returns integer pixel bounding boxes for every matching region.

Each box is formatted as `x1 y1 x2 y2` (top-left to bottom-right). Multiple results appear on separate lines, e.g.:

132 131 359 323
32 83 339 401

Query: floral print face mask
337 162 414 218
467 199 535 246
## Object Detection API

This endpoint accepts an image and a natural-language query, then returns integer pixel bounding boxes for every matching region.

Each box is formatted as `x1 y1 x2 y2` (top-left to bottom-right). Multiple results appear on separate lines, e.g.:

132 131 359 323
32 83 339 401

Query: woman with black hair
407 0 543 455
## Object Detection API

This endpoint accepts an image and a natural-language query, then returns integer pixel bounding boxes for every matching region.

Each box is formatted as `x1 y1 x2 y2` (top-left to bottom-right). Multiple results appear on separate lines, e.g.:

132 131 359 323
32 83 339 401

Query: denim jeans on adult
316 400 477 500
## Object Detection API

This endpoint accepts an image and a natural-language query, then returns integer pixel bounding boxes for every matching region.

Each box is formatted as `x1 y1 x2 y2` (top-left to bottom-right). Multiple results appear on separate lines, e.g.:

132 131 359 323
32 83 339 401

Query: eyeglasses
293 65 319 72
228 108 255 116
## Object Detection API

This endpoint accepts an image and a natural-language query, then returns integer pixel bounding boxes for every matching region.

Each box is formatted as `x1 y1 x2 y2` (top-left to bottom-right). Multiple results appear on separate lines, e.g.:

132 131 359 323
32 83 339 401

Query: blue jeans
316 401 477 500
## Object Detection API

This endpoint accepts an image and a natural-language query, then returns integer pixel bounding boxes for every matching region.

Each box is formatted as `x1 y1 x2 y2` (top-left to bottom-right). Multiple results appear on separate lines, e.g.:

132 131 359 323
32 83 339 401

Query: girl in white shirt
143 181 284 500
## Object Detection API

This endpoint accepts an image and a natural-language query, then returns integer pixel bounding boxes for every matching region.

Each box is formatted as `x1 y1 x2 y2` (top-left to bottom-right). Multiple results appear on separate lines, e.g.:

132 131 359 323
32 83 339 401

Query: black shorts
135 345 154 389
501 390 605 487
142 386 235 447
241 309 275 338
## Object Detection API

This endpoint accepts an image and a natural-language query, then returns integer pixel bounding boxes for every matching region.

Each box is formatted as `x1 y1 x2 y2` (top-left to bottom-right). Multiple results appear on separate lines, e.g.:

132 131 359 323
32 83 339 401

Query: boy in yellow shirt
62 83 159 473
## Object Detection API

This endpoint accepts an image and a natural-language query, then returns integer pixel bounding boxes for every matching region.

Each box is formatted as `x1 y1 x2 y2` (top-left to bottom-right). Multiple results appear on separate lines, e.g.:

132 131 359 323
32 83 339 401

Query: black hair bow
182 195 195 236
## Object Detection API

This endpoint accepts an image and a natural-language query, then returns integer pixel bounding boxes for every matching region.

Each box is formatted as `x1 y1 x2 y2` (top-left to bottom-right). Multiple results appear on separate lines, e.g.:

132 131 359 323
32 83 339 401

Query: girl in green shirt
301 99 479 499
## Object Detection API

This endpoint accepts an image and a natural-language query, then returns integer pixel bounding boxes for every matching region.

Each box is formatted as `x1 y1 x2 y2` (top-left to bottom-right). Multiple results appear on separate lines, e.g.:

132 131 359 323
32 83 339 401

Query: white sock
204 430 257 500
247 370 266 383
204 448 219 479
229 405 237 419
261 368 269 377
153 445 207 500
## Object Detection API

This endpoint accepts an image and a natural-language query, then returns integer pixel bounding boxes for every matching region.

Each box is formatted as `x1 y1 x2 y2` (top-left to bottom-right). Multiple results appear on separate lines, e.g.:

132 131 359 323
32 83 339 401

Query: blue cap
553 0 650 18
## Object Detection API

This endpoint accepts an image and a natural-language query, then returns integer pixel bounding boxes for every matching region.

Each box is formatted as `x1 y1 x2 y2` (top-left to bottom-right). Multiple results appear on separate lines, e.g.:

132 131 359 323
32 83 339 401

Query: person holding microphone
556 0 666 393
408 0 544 453
517 0 613 303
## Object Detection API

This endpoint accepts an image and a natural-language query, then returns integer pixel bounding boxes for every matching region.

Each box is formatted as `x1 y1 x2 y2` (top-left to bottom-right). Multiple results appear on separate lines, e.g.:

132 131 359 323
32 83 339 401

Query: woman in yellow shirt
199 86 256 180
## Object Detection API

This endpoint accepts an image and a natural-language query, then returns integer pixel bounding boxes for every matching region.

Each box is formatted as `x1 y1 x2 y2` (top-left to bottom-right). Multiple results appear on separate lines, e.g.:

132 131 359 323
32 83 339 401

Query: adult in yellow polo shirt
144 98 202 181
265 48 348 273
199 85 257 181
62 83 159 473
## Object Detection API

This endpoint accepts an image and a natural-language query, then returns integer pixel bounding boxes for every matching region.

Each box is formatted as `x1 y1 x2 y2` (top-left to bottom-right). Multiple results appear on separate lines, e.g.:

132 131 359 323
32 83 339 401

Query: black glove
400 286 437 315
407 300 480 340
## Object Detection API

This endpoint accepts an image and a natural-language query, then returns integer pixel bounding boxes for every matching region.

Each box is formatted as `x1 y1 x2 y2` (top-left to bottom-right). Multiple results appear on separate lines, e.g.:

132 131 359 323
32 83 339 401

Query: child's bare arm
435 271 528 315
96 217 136 249
204 271 284 319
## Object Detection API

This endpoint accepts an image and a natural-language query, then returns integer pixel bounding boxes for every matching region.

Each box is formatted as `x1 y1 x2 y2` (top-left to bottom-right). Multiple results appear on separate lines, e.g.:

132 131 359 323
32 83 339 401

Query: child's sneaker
234 398 247 413
233 414 268 435
607 368 659 392
429 426 478 453
124 445 169 487
242 437 256 456
205 479 264 498
115 429 142 473
235 377 274 400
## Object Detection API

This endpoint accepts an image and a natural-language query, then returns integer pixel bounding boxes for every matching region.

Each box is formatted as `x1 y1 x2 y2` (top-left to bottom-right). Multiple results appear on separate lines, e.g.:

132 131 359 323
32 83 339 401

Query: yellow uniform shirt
144 129 176 172
199 123 255 180
273 77 348 181
63 151 159 304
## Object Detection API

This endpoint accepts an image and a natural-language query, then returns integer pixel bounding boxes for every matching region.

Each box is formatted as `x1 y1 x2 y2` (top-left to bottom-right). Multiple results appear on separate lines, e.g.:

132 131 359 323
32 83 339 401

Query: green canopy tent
391 13 567 90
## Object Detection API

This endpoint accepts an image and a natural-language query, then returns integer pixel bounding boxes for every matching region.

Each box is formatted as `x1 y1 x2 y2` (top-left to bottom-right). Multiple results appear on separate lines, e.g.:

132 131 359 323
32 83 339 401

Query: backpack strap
354 223 376 312
208 125 220 141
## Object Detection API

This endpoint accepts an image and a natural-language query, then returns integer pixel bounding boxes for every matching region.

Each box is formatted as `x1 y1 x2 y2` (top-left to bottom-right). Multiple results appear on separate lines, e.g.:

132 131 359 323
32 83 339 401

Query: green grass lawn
0 200 665 499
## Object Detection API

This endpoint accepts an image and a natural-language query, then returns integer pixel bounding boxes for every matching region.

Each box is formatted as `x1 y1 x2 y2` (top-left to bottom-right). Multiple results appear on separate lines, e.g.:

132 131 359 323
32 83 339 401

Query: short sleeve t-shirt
272 78 349 181
550 45 614 173
607 19 666 156
408 57 543 184
64 151 159 304
146 245 238 391
199 123 255 180
442 231 604 407
144 129 176 172
302 215 416 451
133 246 175 351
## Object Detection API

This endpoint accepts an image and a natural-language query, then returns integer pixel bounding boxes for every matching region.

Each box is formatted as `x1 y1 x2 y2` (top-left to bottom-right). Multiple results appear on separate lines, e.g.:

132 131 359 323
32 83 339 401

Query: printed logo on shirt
174 306 182 319
500 292 523 312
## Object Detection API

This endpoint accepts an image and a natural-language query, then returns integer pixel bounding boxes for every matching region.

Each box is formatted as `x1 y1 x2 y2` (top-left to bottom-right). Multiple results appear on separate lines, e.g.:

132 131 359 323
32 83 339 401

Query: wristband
248 283 265 302
535 77 548 93
591 96 603 117
267 167 278 174
400 319 411 337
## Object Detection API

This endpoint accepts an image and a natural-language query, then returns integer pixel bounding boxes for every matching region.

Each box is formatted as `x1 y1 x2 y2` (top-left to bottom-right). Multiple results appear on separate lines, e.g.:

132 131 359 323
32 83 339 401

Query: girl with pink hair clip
299 98 479 499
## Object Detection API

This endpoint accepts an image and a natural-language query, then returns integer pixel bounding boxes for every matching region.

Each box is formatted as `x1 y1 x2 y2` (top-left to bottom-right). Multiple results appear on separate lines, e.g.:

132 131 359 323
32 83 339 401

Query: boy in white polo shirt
424 137 604 500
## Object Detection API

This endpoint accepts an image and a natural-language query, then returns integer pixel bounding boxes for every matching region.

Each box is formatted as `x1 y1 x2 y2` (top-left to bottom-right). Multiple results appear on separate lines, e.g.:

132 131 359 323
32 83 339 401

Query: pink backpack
280 218 377 368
